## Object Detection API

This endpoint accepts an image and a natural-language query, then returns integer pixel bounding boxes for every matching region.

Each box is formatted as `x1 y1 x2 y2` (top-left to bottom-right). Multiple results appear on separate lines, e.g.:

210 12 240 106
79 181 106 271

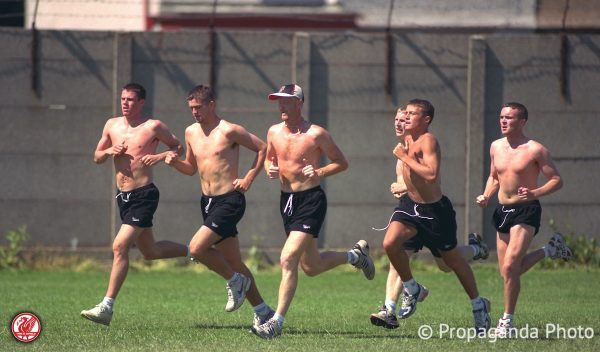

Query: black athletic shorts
116 183 159 228
280 186 327 238
391 194 458 254
201 190 246 239
493 200 541 235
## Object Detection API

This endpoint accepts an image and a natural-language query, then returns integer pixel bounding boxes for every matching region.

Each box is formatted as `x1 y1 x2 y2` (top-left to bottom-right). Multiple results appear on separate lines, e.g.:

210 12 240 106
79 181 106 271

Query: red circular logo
11 312 42 343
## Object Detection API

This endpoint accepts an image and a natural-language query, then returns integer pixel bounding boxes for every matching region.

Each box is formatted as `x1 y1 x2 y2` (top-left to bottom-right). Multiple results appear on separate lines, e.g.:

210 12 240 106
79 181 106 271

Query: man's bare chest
273 135 316 159
494 149 536 175
192 133 235 159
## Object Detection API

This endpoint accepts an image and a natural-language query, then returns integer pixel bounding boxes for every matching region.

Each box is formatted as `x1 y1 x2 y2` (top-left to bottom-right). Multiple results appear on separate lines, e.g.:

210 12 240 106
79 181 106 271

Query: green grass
1 265 599 351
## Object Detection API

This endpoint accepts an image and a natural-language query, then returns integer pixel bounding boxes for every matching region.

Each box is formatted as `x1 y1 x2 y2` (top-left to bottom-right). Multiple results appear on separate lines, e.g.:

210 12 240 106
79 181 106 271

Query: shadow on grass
192 323 424 339
193 323 251 330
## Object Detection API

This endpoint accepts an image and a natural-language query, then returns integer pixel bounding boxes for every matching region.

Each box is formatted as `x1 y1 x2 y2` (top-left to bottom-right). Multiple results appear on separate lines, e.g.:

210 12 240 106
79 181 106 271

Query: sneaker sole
369 315 399 329
250 326 280 339
80 313 110 326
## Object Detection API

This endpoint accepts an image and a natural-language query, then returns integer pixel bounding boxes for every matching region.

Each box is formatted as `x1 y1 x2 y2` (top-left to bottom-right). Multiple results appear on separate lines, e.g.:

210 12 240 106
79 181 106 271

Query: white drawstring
498 206 516 228
371 204 434 231
283 194 294 216
205 198 213 214
115 192 131 203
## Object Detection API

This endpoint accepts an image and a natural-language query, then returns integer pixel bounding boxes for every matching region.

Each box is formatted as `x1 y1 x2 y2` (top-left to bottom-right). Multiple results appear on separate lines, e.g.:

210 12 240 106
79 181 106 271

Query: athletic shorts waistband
280 185 323 197
116 183 157 194
202 189 244 200
499 200 541 208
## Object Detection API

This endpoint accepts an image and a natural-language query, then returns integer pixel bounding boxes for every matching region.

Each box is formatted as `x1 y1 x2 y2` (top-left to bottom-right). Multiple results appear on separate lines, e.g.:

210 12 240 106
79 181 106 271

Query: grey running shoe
473 297 491 335
369 305 399 329
468 232 489 260
225 273 251 312
251 318 282 339
548 232 573 261
398 284 428 319
350 240 375 280
253 307 276 330
80 303 112 326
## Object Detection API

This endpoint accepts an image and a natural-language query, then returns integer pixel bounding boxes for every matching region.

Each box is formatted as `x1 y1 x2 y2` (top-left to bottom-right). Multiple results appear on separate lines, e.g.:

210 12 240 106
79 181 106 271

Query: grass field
1 265 599 351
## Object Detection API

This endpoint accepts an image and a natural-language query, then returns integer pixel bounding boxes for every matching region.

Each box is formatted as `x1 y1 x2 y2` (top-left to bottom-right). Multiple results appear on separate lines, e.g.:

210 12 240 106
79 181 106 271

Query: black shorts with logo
280 186 327 238
201 190 246 239
493 200 541 235
116 183 159 228
391 194 458 255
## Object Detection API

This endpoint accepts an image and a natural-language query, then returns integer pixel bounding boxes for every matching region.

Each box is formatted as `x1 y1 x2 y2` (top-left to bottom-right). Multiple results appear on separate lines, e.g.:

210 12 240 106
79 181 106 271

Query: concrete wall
0 28 598 252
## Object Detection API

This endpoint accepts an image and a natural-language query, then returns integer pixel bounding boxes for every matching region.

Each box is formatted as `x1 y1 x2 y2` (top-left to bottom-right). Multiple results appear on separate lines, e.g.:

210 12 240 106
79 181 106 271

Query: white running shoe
548 232 573 261
80 303 112 326
493 317 515 338
468 232 489 260
398 283 428 319
225 273 251 312
253 307 275 330
350 240 375 280
251 318 282 339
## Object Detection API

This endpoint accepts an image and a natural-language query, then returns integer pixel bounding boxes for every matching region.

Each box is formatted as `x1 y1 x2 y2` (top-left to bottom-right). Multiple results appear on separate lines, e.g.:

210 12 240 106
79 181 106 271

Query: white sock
543 245 554 258
502 313 513 321
384 299 397 313
186 246 191 258
102 297 114 309
470 296 484 310
403 279 419 295
347 250 359 264
253 302 270 316
470 245 480 258
273 313 285 326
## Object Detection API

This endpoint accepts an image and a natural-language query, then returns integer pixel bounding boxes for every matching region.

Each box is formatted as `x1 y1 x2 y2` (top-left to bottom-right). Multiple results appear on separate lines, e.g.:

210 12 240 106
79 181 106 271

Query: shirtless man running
370 106 489 330
165 84 274 328
476 102 572 336
382 98 491 334
251 84 375 339
81 83 188 326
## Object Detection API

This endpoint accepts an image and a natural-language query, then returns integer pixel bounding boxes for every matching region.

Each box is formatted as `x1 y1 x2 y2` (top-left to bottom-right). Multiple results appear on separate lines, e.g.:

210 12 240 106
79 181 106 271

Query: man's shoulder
185 123 199 132
268 122 285 133
105 116 122 124
490 138 506 148
145 118 164 128
414 131 439 146
104 116 124 131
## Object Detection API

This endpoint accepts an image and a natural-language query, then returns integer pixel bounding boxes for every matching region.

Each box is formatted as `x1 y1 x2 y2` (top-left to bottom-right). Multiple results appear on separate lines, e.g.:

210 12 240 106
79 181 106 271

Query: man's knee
112 242 130 258
500 260 521 279
383 234 405 254
189 242 207 260
280 252 300 272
